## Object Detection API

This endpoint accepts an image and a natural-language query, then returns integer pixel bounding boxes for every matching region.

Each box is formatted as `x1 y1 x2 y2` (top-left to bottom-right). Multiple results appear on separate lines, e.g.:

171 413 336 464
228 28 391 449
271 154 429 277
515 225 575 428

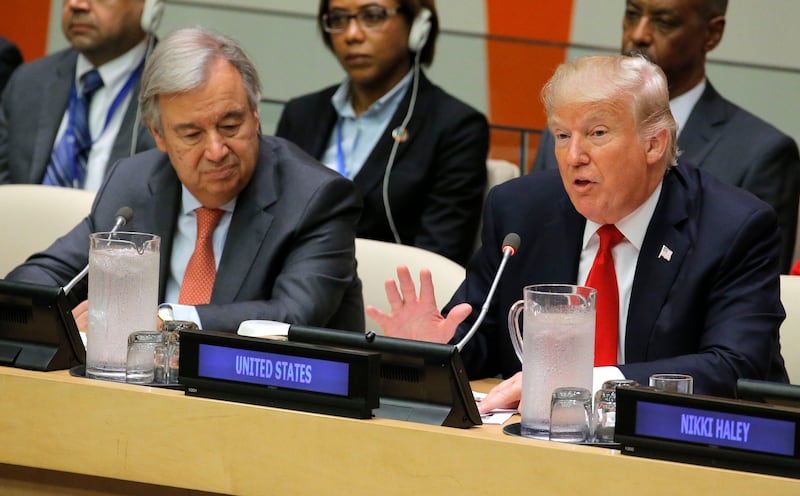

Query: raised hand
366 265 472 344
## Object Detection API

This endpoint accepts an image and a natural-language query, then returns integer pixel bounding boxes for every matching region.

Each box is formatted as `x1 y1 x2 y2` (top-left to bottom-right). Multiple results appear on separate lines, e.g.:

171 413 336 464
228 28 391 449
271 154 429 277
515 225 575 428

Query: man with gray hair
369 54 788 407
6 27 365 333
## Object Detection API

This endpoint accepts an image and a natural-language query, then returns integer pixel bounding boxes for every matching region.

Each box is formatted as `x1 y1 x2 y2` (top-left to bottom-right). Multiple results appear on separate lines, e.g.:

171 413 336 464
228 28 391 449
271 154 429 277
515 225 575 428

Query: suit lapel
528 196 585 284
625 167 692 362
212 137 277 301
353 72 433 194
31 51 77 182
144 157 182 299
306 96 338 160
677 82 728 166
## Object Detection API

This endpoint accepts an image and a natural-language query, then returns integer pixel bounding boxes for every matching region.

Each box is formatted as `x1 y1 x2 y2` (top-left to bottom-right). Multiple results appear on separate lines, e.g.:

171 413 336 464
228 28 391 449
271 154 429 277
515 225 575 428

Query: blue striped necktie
43 69 104 188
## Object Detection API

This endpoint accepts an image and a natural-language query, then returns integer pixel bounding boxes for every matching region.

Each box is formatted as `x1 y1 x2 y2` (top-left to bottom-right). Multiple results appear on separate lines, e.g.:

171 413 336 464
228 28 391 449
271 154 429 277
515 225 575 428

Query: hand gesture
478 371 522 414
366 265 472 344
71 300 89 332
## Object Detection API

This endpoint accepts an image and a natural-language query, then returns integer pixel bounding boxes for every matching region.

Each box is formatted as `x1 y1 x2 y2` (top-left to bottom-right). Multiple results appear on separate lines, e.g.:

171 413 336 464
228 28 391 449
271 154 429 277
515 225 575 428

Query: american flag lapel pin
658 245 673 262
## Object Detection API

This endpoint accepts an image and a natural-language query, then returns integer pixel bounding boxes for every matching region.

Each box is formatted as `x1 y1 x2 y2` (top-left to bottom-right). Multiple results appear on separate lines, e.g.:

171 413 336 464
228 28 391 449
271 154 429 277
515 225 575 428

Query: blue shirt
320 71 412 179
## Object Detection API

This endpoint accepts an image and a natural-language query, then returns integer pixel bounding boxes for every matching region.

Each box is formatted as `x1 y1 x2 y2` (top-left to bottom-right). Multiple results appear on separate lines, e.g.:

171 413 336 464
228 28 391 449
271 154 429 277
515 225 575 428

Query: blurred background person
276 0 488 266
0 0 158 190
533 0 800 273
0 36 23 92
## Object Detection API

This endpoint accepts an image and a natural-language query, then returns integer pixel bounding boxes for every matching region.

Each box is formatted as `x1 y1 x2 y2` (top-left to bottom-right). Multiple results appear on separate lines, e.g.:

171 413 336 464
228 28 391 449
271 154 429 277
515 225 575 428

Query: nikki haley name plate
615 386 800 479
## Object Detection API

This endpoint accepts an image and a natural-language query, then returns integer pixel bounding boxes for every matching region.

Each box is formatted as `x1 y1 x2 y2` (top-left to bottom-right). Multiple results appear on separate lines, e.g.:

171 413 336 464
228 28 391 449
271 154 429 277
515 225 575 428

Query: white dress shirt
580 181 663 390
163 187 236 327
670 79 706 138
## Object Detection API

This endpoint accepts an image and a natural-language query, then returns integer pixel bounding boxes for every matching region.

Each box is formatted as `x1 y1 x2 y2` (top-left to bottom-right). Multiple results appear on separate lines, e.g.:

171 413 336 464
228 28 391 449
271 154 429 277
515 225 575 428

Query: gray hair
542 54 679 167
139 27 262 133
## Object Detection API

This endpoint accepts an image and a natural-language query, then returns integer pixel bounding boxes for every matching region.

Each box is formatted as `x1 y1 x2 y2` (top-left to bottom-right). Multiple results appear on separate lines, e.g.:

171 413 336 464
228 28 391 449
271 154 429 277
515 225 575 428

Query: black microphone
456 233 520 351
63 207 134 295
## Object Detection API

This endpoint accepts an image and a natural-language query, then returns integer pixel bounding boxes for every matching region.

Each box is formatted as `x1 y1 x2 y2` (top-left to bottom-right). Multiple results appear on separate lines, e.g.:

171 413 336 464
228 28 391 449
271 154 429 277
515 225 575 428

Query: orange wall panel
485 0 573 167
0 0 52 62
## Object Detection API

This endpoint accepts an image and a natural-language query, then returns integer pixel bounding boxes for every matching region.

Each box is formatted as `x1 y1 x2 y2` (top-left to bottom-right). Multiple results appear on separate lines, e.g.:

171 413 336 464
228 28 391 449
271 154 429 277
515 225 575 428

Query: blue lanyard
67 57 145 145
335 119 348 177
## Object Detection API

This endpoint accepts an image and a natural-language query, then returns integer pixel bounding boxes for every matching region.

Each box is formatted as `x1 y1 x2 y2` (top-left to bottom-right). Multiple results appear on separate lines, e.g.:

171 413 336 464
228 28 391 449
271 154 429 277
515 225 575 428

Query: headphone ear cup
407 8 432 53
141 0 165 34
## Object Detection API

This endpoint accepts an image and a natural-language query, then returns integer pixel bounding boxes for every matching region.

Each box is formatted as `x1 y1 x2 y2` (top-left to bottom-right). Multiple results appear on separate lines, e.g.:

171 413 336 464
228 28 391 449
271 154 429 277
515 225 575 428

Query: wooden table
1 366 798 495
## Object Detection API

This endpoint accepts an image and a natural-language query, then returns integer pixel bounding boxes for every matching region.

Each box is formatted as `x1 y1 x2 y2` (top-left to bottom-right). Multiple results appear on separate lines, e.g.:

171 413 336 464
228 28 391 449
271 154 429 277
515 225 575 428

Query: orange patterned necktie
586 224 625 366
179 207 225 305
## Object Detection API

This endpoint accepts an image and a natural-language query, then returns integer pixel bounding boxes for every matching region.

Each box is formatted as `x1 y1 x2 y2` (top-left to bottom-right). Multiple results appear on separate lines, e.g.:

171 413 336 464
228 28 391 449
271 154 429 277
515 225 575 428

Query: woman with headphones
276 0 488 266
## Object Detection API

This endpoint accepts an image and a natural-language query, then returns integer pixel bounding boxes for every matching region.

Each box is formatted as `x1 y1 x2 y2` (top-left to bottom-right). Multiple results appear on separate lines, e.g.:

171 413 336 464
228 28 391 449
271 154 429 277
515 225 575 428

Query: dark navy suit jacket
275 72 488 266
6 136 365 333
533 82 800 273
448 163 788 397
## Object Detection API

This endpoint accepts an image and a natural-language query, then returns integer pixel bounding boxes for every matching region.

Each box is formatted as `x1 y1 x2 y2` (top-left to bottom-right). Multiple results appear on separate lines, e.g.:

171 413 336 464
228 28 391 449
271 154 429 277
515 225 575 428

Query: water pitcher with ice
507 284 596 439
87 232 160 381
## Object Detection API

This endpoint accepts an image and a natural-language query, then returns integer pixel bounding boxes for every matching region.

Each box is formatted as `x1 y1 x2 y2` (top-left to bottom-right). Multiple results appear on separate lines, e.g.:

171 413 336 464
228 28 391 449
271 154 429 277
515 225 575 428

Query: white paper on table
473 391 519 424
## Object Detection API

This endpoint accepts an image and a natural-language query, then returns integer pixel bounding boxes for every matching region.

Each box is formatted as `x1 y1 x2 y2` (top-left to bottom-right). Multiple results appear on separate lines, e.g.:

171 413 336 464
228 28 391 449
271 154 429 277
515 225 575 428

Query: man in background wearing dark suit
6 27 364 334
0 0 156 190
369 55 788 410
0 36 22 93
533 0 800 273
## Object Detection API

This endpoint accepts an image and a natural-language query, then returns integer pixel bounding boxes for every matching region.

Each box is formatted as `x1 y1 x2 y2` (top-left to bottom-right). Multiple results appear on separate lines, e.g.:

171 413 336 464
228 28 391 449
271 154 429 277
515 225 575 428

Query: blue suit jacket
448 163 788 397
0 48 155 185
6 136 365 332
275 72 488 266
533 82 800 273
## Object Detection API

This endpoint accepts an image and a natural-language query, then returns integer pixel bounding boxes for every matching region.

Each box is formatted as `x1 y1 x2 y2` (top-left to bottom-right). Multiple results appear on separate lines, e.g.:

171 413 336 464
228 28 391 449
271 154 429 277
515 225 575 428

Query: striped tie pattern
43 69 103 188
179 208 225 305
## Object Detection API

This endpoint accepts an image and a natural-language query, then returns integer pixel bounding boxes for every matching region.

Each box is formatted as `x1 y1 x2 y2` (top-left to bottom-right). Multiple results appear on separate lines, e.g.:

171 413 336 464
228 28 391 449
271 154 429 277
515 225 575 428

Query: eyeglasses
322 5 402 33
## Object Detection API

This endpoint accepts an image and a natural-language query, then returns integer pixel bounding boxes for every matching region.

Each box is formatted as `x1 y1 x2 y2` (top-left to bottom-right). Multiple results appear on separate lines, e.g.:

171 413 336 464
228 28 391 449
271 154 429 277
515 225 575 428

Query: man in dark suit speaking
5 27 364 334
368 55 788 408
533 0 800 273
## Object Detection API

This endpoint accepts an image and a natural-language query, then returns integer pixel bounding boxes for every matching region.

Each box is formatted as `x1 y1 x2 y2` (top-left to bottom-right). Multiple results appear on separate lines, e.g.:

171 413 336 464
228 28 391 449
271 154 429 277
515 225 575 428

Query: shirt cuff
158 303 202 329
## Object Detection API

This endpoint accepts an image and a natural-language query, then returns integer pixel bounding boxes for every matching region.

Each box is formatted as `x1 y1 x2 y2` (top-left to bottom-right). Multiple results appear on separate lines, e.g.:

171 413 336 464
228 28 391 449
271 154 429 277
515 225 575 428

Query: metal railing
261 98 542 173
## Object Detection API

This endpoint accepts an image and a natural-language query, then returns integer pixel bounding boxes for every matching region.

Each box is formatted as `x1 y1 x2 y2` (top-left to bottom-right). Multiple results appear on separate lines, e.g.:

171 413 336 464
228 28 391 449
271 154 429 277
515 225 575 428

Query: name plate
180 329 380 419
615 386 800 479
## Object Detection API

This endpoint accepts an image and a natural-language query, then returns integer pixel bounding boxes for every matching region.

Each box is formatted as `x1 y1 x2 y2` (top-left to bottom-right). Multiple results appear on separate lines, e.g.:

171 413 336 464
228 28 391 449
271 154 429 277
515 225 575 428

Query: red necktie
179 208 225 305
586 224 625 366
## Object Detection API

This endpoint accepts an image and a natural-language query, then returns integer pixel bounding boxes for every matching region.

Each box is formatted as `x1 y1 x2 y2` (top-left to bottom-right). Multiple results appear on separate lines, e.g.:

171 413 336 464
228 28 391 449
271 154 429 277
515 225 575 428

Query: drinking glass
593 388 617 443
549 387 592 443
602 379 639 390
649 373 694 394
126 330 164 384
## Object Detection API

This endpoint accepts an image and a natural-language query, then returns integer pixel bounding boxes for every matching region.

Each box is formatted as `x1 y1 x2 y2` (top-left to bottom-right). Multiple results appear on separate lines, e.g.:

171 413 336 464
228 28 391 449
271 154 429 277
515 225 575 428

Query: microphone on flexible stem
63 207 134 295
456 232 521 351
